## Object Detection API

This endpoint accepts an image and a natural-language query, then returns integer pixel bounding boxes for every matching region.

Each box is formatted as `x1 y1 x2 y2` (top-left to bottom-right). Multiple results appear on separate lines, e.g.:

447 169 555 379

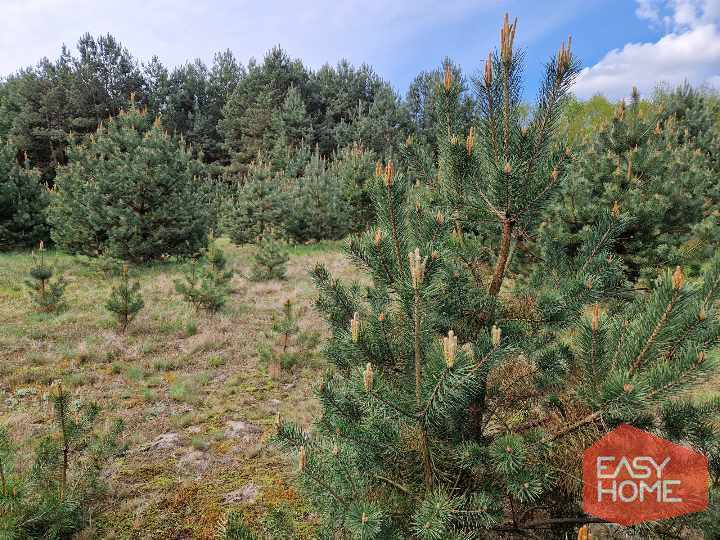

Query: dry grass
0 239 355 539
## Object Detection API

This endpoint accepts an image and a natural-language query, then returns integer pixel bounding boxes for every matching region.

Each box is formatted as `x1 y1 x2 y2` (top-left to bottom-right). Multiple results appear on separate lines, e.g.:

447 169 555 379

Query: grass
0 238 352 539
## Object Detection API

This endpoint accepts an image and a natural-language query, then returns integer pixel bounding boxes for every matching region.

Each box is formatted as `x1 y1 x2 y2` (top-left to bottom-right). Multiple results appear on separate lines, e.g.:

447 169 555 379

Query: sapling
105 263 145 333
25 240 66 313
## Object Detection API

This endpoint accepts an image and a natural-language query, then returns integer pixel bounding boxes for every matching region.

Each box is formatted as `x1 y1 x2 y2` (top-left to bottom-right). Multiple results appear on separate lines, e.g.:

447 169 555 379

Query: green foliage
0 34 146 183
273 18 720 538
336 85 410 157
145 50 243 165
249 236 289 282
557 94 615 145
25 242 66 313
282 150 354 243
220 161 287 245
405 59 476 152
48 102 208 262
223 144 376 247
258 299 320 374
206 236 234 286
329 143 378 234
217 510 258 539
217 504 301 539
270 85 313 152
545 87 718 281
0 382 123 539
0 144 49 250
175 256 230 313
105 263 144 333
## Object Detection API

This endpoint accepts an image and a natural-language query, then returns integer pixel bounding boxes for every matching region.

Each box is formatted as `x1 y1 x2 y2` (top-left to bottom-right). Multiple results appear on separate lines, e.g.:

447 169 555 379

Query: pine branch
494 516 608 532
628 287 680 376
375 474 410 494
488 218 513 296
540 410 602 444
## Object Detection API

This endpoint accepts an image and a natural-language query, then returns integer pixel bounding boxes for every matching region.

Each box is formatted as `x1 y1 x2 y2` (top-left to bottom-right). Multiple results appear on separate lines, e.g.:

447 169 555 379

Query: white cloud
574 0 720 99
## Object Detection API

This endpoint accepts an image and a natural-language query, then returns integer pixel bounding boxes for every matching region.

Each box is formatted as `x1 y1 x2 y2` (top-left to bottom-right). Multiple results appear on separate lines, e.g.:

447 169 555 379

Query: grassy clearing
0 238 353 539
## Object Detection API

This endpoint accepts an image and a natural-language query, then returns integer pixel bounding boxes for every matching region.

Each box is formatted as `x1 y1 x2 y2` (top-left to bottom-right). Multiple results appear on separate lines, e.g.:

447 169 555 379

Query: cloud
574 0 720 99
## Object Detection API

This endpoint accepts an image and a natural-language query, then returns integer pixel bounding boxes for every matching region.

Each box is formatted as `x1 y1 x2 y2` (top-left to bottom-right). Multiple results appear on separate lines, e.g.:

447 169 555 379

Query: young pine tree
175 237 233 313
0 145 49 250
258 298 317 379
206 236 234 286
274 16 720 538
0 382 123 538
49 100 208 262
250 235 289 281
175 258 229 313
545 88 717 281
221 161 288 245
105 263 144 333
282 149 354 243
26 241 66 313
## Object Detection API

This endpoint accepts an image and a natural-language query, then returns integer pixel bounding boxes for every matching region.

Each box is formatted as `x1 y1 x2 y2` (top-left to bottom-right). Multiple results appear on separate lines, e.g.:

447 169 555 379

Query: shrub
0 381 123 538
329 143 378 233
0 144 49 250
205 236 234 286
105 263 144 333
249 236 288 281
48 102 208 262
25 241 66 313
544 87 718 281
258 299 311 377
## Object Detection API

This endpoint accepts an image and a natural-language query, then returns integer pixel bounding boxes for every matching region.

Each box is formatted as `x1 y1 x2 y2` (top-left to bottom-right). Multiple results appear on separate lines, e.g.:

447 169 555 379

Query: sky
1 0 719 101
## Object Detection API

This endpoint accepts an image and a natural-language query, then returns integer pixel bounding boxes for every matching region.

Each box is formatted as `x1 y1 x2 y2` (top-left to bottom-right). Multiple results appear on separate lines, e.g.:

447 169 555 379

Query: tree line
1 32 719 283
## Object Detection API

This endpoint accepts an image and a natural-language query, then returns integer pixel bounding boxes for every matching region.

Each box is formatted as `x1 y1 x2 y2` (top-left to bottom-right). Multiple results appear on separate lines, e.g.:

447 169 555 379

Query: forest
1 15 720 540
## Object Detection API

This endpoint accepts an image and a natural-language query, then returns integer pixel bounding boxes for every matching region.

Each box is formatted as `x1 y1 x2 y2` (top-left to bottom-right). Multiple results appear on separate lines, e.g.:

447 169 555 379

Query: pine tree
283 149 354 243
545 88 717 281
270 85 313 150
336 85 410 157
48 100 208 262
26 241 66 313
273 16 720 538
174 258 229 313
206 236 234 286
0 144 49 250
220 161 288 245
0 381 123 538
105 263 144 333
259 298 301 377
249 236 289 281
330 143 378 234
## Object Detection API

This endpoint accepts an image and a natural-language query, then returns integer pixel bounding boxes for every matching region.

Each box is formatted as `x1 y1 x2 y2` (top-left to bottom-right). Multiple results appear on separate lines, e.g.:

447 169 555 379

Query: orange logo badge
583 424 708 525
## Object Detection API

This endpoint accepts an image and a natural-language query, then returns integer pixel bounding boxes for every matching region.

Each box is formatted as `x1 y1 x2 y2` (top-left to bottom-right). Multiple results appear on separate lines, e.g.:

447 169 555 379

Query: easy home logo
583 424 708 525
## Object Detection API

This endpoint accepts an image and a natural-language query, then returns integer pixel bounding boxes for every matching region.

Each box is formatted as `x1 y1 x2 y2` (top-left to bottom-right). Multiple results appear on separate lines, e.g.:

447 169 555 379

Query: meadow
0 240 348 539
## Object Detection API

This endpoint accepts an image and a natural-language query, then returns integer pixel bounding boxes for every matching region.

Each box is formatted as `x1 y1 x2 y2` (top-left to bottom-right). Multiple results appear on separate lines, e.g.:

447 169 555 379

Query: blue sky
2 0 719 101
